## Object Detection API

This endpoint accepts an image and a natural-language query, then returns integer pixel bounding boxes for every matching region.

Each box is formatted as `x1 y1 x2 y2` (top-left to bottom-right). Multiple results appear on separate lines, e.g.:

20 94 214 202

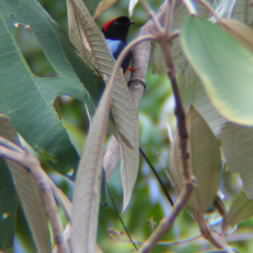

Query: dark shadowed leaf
0 159 17 249
0 0 93 170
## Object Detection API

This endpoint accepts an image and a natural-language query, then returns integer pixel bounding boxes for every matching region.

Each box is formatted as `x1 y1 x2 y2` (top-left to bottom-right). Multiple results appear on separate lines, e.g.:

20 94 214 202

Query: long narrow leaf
71 76 114 253
0 115 51 253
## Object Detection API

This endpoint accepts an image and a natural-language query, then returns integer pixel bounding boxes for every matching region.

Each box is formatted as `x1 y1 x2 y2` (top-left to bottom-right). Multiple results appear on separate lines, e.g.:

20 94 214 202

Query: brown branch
138 184 193 252
194 211 234 253
137 1 195 251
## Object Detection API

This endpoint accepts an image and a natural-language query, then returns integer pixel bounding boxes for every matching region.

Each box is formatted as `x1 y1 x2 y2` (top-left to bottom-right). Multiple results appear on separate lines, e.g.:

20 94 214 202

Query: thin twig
135 1 194 251
196 0 220 19
194 211 234 253
160 40 192 183
139 0 165 34
139 148 174 206
106 186 138 251
138 184 193 252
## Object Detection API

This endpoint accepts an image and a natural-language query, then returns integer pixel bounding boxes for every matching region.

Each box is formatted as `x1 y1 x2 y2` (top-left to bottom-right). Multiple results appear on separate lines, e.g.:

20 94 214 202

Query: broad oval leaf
0 0 93 170
181 16 253 125
171 106 221 212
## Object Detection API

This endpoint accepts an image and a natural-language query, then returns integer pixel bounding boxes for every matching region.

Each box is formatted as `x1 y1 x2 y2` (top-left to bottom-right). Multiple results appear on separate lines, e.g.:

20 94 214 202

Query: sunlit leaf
181 16 253 125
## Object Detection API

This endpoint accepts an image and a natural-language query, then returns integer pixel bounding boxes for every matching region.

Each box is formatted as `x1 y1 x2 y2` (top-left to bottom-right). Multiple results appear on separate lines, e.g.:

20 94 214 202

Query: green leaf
0 0 93 169
181 16 253 125
225 191 253 228
220 122 253 199
171 106 221 212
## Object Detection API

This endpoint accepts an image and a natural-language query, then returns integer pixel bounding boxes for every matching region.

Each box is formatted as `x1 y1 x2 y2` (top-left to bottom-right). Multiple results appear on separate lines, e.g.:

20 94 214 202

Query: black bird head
102 16 133 41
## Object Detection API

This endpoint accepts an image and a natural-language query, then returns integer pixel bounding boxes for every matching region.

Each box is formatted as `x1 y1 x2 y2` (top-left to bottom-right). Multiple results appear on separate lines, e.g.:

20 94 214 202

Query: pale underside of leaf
71 74 114 253
103 136 121 181
0 115 51 253
67 0 140 210
171 106 221 213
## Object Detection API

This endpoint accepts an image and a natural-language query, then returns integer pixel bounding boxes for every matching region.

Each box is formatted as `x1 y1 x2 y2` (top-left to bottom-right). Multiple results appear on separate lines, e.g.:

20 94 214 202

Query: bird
102 16 133 72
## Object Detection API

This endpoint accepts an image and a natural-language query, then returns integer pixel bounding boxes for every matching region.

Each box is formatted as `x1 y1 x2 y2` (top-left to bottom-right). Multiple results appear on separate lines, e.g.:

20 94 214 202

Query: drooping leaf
0 115 51 253
71 66 114 253
220 122 253 199
67 0 139 209
117 133 139 210
225 191 253 228
0 0 93 169
181 16 253 125
171 106 221 212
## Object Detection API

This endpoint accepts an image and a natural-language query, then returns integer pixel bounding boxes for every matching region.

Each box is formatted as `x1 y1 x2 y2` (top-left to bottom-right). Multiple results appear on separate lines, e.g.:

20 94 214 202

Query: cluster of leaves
1 0 253 253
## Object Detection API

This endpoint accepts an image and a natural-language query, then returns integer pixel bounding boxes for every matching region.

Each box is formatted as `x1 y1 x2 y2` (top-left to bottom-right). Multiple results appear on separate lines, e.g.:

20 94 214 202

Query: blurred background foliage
11 0 253 252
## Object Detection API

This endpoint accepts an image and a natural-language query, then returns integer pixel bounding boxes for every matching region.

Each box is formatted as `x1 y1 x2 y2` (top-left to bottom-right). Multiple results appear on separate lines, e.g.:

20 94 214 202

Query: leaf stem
139 147 174 206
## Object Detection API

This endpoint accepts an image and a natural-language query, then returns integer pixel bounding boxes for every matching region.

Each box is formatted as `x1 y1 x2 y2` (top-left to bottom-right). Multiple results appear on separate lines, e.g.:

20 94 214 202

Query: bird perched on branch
102 16 133 72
